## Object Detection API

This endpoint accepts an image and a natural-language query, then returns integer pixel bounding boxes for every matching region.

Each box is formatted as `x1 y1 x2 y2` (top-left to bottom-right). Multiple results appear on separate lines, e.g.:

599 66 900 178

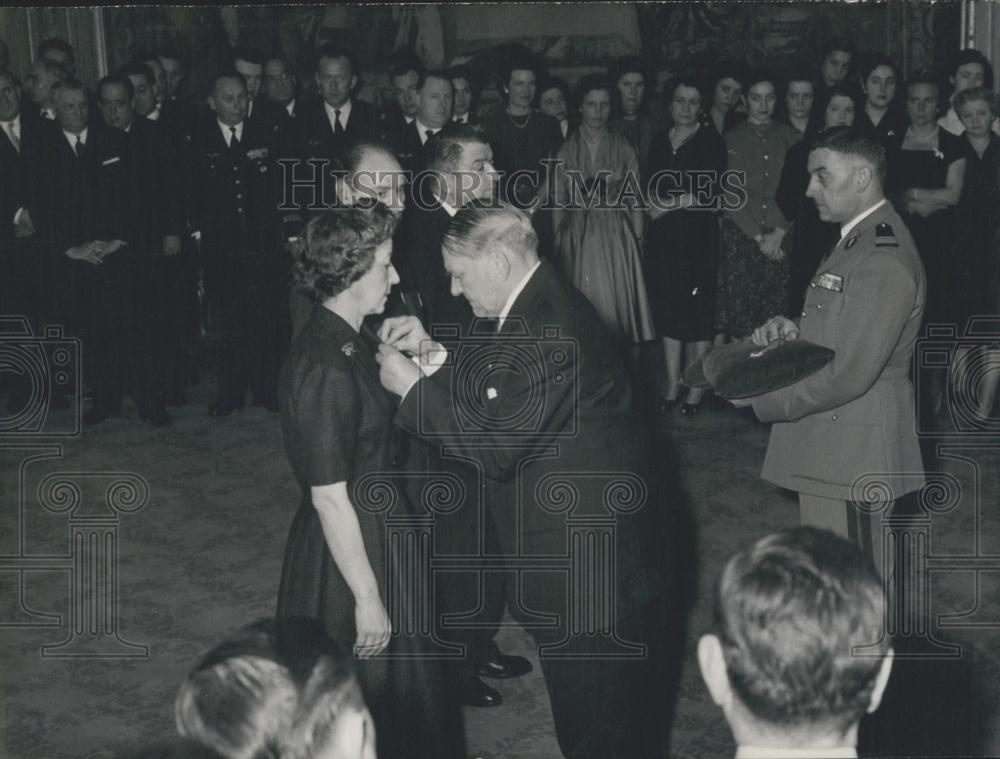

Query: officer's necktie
425 129 435 143
73 134 84 158
229 126 240 150
334 109 345 137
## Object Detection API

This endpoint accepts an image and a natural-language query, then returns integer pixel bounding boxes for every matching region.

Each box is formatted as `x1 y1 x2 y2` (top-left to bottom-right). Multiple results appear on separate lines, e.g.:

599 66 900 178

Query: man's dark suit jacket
392 193 473 330
395 260 663 617
122 117 184 253
389 120 456 173
0 120 26 249
295 97 384 164
33 119 130 258
188 114 281 295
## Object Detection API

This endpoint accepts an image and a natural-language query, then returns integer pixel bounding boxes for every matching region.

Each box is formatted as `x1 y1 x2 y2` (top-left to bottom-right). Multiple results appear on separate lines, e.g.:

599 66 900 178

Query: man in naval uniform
739 129 926 561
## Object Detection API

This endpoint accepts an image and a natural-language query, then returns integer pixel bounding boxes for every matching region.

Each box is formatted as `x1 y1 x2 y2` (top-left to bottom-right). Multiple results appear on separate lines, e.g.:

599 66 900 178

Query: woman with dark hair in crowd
777 66 819 137
644 74 727 413
889 71 967 327
952 86 1000 416
537 74 571 139
889 71 967 419
702 61 747 136
552 73 654 346
777 85 857 316
608 55 657 173
856 51 905 145
715 69 801 341
482 48 564 209
275 205 465 758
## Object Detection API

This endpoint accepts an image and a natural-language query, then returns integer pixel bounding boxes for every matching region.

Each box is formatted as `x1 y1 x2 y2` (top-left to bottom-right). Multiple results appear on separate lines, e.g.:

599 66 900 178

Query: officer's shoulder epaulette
874 222 898 247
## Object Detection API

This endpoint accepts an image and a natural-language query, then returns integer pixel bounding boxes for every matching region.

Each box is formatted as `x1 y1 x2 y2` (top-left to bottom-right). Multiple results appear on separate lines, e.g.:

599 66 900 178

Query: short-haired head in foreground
175 617 372 759
295 203 399 303
698 527 893 750
441 201 538 318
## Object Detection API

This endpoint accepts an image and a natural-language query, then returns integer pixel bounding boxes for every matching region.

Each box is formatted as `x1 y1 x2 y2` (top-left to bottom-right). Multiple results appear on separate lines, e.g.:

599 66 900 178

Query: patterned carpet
2 367 1000 758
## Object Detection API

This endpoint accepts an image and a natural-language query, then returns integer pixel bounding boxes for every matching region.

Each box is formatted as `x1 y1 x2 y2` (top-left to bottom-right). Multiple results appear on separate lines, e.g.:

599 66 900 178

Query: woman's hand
354 594 391 659
65 242 104 265
757 228 786 260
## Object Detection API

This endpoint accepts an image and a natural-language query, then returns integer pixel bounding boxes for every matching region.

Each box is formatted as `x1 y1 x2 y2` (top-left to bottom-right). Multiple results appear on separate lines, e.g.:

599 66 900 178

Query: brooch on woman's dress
341 342 355 357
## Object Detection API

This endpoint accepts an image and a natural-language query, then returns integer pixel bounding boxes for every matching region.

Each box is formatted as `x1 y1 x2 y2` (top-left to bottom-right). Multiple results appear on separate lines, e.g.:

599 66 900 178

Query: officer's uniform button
810 282 817 288
832 414 838 420
800 310 806 317
817 303 822 309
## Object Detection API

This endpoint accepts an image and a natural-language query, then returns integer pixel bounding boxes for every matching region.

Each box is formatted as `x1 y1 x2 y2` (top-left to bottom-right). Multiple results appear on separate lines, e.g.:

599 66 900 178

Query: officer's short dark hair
416 69 452 93
51 77 88 101
389 52 423 81
209 68 247 95
119 61 155 88
295 204 399 302
232 46 263 68
315 44 358 77
811 127 886 187
38 37 74 64
713 527 887 734
97 73 135 101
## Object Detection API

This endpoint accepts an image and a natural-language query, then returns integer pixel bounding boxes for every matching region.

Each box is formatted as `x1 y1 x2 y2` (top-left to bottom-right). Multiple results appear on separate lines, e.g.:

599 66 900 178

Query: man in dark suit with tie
296 44 384 168
190 70 287 417
448 65 479 126
1 70 30 309
263 56 299 124
383 54 422 154
98 73 185 426
393 128 533 708
389 70 455 172
24 57 66 122
33 78 131 425
377 204 671 755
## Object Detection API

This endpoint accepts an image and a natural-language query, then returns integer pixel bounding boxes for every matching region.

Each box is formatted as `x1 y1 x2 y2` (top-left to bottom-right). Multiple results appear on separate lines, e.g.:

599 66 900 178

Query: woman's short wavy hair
954 85 997 117
294 204 399 303
572 73 614 113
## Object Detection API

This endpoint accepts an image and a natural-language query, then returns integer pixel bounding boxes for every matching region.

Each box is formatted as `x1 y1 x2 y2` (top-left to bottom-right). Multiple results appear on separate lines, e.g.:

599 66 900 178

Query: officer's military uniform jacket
753 200 927 501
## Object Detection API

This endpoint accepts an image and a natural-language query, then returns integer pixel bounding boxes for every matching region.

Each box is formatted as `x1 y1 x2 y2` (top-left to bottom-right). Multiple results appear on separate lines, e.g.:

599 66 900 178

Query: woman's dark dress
776 132 840 317
277 305 465 759
857 107 906 148
953 135 1000 325
644 125 727 341
889 127 967 325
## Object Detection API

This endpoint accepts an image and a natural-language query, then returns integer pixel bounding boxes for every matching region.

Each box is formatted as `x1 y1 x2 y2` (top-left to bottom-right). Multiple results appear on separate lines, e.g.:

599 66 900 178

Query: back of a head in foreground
442 200 538 263
175 617 371 759
710 527 890 738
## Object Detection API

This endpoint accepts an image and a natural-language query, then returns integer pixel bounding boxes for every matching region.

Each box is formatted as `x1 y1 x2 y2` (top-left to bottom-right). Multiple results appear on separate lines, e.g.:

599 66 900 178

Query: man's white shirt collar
497 261 542 331
1 114 20 139
218 120 244 145
63 127 87 148
438 196 458 217
324 99 352 131
147 104 162 121
840 198 887 240
415 117 441 144
286 99 296 116
735 745 857 758
453 114 468 124
405 114 415 124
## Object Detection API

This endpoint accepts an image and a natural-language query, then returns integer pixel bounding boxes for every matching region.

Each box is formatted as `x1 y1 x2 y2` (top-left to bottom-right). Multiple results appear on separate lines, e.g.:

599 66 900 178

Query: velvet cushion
683 338 835 398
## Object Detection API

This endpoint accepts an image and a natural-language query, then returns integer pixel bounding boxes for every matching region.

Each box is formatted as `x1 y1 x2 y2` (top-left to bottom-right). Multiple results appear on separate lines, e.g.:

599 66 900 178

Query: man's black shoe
478 653 532 679
461 677 503 707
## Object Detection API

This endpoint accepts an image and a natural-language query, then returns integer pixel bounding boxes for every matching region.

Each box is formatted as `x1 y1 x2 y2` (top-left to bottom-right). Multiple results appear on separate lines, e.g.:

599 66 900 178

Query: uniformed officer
190 70 288 417
734 129 926 562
